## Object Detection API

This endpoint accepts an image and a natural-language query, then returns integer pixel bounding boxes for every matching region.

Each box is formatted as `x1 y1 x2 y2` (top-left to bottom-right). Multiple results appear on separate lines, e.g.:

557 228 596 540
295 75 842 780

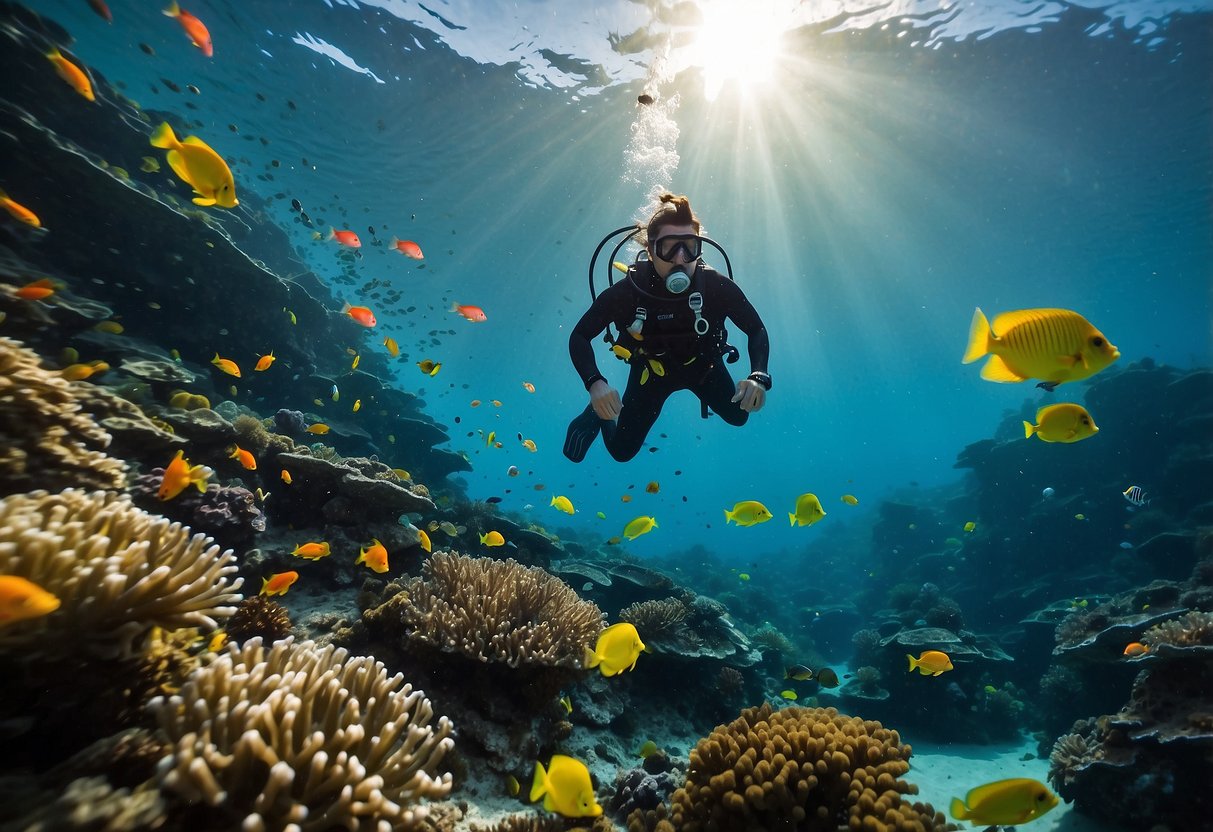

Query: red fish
87 0 113 23
163 1 213 57
392 238 424 259
328 227 361 248
343 302 376 327
451 302 487 322
15 278 55 300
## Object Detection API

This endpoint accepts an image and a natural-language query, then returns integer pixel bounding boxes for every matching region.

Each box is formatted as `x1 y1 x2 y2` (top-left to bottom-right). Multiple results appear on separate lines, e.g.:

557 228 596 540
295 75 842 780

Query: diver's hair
641 193 700 246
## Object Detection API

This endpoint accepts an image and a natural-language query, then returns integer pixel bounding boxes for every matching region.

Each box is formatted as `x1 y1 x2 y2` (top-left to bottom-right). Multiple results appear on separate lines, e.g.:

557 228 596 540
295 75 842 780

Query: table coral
149 637 454 832
0 488 242 659
627 704 955 832
0 335 127 494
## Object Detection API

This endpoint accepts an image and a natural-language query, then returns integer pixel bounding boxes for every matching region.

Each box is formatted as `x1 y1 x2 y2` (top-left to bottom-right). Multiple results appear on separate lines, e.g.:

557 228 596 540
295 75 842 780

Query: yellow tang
725 500 772 527
907 650 954 676
150 122 238 208
841 494 859 506
623 515 657 540
550 495 575 515
962 307 1119 390
636 740 659 758
417 529 432 553
480 530 505 547
950 778 1058 826
964 521 976 533
1024 402 1099 444
530 755 602 818
584 622 645 677
789 493 826 527
779 689 798 701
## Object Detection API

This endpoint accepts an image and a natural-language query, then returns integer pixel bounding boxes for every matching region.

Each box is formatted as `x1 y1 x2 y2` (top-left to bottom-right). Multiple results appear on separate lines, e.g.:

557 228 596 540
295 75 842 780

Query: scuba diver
563 193 770 463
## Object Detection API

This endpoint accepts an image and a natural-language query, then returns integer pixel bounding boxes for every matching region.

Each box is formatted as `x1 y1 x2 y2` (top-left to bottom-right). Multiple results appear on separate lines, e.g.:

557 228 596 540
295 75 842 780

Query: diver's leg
562 404 602 463
694 362 749 426
601 373 671 462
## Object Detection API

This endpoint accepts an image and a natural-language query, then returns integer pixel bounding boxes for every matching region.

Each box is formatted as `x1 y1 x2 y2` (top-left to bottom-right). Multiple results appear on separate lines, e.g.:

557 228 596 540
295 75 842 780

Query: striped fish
1123 485 1150 508
962 307 1120 391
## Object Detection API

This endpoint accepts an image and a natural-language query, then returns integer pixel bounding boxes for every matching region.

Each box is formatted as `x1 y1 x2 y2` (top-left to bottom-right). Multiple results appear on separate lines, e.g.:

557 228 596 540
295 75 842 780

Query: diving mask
652 234 703 263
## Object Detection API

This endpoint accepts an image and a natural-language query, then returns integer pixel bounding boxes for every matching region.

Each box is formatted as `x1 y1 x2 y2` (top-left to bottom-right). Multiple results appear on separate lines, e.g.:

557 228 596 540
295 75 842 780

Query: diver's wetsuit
565 260 769 462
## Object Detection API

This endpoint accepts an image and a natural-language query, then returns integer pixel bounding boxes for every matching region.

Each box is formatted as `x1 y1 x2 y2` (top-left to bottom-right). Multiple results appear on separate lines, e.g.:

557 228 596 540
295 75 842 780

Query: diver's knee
722 409 749 427
607 443 642 462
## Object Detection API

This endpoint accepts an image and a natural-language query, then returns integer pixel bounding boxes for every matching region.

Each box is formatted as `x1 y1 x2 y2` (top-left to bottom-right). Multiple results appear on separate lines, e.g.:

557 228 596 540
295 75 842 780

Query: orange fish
211 353 241 377
61 361 108 381
491 399 503 407
1123 642 1149 657
260 570 298 596
522 381 536 393
621 494 633 503
392 238 424 259
645 481 660 494
158 449 211 500
163 1 213 57
328 227 361 248
451 302 487 322
228 445 256 470
470 399 482 407
87 0 113 23
0 575 61 625
0 189 41 227
45 47 95 101
342 302 376 327
356 538 390 573
254 351 275 371
522 438 537 452
15 278 55 300
306 423 330 435
291 541 331 560
383 336 399 357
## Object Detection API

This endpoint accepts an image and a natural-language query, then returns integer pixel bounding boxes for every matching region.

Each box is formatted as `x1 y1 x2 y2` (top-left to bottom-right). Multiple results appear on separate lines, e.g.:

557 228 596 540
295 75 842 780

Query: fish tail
1023 421 1036 438
45 45 62 59
788 512 797 526
906 654 918 673
528 761 548 803
962 307 991 364
163 0 181 17
724 509 734 525
150 121 178 149
949 798 968 820
259 576 270 595
449 301 460 314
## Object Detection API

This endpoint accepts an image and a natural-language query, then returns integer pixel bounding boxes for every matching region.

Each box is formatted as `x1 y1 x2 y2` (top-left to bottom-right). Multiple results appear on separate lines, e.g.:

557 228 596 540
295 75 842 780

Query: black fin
562 405 601 463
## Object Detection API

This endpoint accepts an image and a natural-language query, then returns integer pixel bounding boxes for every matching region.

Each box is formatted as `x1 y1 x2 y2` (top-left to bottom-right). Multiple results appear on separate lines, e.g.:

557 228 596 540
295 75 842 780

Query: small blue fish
1041 487 1055 499
1119 541 1134 550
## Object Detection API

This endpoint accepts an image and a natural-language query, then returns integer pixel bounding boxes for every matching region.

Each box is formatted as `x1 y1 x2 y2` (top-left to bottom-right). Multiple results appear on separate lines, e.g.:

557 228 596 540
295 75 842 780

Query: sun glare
692 0 789 101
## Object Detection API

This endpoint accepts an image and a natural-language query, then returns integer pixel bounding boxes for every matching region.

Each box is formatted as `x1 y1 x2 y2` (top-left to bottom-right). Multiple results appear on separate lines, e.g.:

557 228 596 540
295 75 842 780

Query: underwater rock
274 451 434 522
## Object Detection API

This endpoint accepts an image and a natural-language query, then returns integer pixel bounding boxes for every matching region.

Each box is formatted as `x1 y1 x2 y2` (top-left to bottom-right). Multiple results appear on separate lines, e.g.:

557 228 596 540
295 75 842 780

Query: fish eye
1092 336 1105 347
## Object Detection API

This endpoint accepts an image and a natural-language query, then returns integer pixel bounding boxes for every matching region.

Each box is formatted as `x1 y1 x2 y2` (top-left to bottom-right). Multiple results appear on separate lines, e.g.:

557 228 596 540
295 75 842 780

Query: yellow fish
530 755 602 818
254 351 275 371
417 359 441 376
140 156 161 173
417 529 432 553
1024 402 1099 443
724 500 772 527
962 307 1119 391
157 449 211 500
211 353 241 377
383 336 399 357
150 122 238 208
480 530 505 547
550 495 575 515
356 538 389 573
779 689 798 701
306 423 330 435
506 774 521 796
840 494 859 506
0 576 61 625
583 622 645 677
522 438 538 452
623 516 657 540
351 354 360 370
636 740 659 758
788 493 826 527
352 399 361 413
559 695 573 714
907 650 954 676
94 320 124 334
964 521 976 533
949 778 1058 826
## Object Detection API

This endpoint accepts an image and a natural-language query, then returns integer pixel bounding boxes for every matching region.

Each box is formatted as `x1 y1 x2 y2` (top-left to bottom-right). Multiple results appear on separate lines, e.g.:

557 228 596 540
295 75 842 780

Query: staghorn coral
0 336 127 494
1143 610 1213 647
149 637 454 832
627 704 955 832
0 489 242 659
389 551 603 668
224 595 293 644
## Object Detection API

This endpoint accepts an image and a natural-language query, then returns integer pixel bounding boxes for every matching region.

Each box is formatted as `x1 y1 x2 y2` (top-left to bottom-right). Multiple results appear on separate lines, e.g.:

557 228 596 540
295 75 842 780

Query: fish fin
1023 421 1035 438
1056 353 1079 367
583 645 600 669
789 512 797 526
948 797 969 820
180 135 214 151
529 761 547 803
990 307 1067 334
150 122 179 150
979 354 1029 383
906 654 917 673
1036 380 1060 392
163 1 181 17
1064 429 1077 440
724 509 733 525
192 196 217 206
932 670 943 676
961 307 991 364
164 149 192 184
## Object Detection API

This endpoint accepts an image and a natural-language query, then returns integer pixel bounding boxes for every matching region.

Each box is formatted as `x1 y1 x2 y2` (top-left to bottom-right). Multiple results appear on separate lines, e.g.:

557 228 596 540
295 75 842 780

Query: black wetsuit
566 260 769 462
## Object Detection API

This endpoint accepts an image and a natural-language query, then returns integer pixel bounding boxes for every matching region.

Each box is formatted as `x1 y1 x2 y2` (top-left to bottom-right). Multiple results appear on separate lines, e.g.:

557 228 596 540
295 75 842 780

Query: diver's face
649 223 698 279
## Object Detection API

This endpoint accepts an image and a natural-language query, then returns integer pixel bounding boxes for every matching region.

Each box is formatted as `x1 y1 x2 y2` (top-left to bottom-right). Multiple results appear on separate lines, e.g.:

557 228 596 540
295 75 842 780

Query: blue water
24 0 1212 558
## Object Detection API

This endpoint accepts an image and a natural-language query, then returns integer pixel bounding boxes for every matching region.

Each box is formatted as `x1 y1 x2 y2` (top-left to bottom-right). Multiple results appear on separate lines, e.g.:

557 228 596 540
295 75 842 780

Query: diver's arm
719 278 770 412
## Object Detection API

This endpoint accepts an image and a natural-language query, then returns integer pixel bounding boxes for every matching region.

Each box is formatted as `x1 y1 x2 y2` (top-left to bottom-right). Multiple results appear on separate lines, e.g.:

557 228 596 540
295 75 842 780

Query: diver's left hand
731 379 766 413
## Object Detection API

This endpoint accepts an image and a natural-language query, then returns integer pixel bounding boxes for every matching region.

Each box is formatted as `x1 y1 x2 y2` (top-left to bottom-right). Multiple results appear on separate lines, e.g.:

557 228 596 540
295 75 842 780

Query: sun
691 0 790 101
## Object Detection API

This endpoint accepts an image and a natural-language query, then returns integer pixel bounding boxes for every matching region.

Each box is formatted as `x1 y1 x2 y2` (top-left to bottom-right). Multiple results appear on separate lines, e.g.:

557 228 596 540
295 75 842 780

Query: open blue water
22 0 1212 557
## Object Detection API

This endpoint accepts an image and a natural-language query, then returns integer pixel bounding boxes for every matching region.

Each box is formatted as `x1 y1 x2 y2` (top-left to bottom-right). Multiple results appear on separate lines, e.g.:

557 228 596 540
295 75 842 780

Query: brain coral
0 489 242 658
0 336 126 494
386 550 604 668
150 637 454 832
629 704 955 832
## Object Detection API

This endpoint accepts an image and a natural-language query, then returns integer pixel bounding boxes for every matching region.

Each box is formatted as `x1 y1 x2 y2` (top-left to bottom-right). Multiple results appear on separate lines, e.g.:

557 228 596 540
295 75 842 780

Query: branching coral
0 489 242 658
149 637 454 831
387 551 603 668
0 336 126 494
627 704 955 832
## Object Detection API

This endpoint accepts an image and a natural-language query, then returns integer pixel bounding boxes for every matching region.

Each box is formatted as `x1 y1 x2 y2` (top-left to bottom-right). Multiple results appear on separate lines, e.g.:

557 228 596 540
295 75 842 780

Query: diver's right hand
589 379 621 420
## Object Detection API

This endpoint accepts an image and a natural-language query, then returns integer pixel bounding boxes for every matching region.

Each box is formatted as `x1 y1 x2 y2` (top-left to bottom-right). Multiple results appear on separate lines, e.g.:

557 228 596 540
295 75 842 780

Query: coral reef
224 595 294 645
0 488 242 659
619 594 759 666
0 336 127 494
149 637 454 831
129 469 265 551
626 704 955 832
